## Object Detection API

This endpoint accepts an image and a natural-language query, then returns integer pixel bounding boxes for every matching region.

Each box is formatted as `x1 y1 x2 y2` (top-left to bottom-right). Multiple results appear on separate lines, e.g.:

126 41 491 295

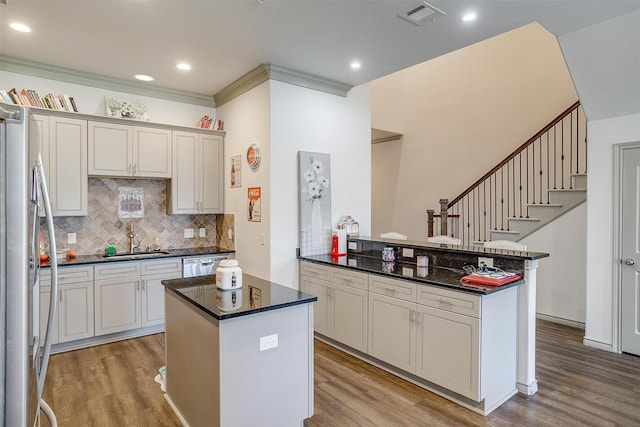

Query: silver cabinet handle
625 259 636 266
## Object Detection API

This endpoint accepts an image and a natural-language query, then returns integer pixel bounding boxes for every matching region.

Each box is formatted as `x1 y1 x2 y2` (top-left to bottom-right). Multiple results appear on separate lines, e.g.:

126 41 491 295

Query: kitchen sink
103 251 170 260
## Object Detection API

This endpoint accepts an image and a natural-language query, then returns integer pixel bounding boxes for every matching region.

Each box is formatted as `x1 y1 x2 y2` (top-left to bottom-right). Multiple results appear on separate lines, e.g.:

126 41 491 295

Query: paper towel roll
337 229 347 256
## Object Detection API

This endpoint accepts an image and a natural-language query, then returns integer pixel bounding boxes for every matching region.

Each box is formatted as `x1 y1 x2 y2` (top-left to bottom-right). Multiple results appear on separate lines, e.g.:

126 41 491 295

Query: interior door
621 146 640 355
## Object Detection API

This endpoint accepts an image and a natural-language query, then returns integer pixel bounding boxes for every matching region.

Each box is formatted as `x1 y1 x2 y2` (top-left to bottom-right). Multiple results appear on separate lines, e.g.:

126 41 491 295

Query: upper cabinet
88 121 172 178
168 131 223 214
34 114 88 216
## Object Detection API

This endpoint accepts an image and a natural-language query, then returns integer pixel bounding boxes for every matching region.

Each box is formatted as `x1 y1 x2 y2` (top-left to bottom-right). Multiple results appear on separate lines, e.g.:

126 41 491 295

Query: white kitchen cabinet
368 292 417 373
300 262 368 352
40 266 94 344
140 258 181 327
416 305 480 400
169 131 223 214
94 259 181 335
34 114 88 216
88 121 172 178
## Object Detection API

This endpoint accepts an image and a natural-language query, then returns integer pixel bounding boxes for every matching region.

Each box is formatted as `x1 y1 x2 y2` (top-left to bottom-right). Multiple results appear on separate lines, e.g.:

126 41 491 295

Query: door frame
613 141 640 353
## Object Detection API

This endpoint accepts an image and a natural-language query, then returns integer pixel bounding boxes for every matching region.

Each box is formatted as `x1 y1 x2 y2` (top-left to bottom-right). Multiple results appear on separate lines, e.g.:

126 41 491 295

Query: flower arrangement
105 96 149 120
303 156 329 202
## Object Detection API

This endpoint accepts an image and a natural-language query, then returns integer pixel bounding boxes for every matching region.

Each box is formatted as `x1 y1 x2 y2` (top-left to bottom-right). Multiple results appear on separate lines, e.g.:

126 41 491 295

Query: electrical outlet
259 233 266 245
67 232 76 244
259 334 278 351
184 228 194 238
478 257 494 268
227 229 233 240
199 228 206 237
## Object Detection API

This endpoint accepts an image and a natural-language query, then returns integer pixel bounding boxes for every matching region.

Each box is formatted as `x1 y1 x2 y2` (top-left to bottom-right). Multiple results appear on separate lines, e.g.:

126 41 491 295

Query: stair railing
427 101 586 245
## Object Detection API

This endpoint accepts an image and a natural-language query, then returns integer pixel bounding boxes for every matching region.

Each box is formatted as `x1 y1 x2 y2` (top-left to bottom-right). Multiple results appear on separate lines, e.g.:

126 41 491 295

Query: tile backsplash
41 178 234 255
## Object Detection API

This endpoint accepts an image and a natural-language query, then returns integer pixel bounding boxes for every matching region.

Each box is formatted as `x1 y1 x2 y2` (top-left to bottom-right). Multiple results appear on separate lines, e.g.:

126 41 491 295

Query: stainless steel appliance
1 105 58 426
183 254 232 278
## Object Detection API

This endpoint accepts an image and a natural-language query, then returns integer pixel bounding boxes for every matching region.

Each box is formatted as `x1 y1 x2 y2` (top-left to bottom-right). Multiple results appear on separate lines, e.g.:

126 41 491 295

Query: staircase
489 173 586 242
428 101 587 245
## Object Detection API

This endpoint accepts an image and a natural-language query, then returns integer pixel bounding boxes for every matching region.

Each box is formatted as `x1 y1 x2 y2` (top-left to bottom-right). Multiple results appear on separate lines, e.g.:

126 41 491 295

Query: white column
517 259 539 395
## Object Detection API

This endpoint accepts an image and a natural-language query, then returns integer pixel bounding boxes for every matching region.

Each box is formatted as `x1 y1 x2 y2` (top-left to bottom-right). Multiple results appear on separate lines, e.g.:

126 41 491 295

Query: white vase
311 199 322 247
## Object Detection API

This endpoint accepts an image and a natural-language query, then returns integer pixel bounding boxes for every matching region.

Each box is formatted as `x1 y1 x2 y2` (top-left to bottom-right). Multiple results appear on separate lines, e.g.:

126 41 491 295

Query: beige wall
370 22 578 240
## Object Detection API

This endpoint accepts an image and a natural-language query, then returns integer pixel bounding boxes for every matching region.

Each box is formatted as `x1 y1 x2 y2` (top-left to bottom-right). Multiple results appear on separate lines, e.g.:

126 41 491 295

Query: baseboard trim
536 313 585 329
583 337 614 352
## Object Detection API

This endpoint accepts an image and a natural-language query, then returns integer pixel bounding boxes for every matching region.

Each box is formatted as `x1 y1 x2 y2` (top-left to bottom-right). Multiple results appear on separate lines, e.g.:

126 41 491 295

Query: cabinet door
94 277 140 335
39 286 59 345
415 305 480 401
368 293 416 373
200 134 223 213
331 283 367 352
134 127 172 178
141 272 180 327
88 121 132 177
58 281 94 343
48 117 88 216
301 275 330 337
170 131 199 213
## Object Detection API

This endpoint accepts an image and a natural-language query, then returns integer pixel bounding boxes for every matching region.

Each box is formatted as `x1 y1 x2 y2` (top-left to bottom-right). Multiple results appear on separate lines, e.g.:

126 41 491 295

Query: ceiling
1 1 640 100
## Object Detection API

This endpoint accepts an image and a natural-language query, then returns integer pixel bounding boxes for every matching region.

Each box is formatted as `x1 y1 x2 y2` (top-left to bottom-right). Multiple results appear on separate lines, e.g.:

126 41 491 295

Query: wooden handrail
447 100 580 208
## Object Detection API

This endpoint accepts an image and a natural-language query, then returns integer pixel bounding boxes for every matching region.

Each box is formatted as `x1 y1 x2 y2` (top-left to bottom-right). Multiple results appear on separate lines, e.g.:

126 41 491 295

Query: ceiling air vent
398 2 446 26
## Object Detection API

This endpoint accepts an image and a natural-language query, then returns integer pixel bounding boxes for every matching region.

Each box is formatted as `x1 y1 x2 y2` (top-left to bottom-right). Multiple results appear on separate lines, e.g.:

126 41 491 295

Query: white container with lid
216 259 243 290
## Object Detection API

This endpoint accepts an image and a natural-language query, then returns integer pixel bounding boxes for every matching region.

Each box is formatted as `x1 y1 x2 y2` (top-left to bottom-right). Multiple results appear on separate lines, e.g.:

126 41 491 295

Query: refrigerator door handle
35 153 58 397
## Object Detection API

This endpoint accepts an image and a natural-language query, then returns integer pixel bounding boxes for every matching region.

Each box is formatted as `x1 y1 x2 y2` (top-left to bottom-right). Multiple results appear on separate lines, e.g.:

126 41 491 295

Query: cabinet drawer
416 285 481 318
369 275 416 302
40 265 93 285
141 258 181 276
330 268 368 290
300 262 330 281
94 261 141 280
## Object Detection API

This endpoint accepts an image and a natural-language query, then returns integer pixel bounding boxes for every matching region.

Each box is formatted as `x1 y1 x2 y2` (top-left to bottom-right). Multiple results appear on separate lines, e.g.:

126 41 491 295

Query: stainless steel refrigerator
1 105 58 426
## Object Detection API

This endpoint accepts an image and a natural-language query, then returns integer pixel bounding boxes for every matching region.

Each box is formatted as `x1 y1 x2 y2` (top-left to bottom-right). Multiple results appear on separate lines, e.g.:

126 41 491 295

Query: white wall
269 81 371 288
522 203 587 324
0 70 215 127
584 113 640 348
216 82 271 279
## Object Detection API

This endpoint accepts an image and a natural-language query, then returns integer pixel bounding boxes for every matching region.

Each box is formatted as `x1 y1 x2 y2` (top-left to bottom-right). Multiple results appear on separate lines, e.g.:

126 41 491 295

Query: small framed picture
231 155 241 188
248 187 261 222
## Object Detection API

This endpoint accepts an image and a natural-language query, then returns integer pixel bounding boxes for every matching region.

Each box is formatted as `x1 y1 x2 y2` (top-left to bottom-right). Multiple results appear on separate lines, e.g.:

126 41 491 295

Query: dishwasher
182 254 233 278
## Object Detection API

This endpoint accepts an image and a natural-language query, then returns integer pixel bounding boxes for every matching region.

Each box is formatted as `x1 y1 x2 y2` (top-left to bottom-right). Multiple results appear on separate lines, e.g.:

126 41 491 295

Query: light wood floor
41 320 640 426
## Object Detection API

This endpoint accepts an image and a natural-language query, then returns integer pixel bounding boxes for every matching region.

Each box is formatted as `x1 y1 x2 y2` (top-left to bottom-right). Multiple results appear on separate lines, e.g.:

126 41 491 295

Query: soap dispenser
153 237 161 251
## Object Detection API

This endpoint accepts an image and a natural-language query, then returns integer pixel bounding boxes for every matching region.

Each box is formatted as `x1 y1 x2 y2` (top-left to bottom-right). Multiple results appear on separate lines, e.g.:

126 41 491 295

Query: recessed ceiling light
462 12 477 22
177 63 191 71
10 22 31 33
134 74 154 82
350 61 361 70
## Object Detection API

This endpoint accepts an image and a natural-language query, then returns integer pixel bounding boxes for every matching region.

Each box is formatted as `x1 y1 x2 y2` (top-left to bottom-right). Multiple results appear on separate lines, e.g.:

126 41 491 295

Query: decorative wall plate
247 143 261 171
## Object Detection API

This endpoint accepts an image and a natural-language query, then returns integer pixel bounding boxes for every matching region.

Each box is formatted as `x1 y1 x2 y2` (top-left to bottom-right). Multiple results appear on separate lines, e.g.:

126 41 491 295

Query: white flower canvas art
298 151 332 256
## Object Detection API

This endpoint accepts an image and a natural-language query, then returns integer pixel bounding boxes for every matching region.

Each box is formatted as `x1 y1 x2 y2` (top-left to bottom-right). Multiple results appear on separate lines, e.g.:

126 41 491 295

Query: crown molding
214 63 353 107
0 55 215 108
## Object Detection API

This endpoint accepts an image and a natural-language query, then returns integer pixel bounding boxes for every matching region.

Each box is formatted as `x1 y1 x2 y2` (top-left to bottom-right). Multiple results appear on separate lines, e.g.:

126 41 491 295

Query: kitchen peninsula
299 236 548 415
161 274 316 427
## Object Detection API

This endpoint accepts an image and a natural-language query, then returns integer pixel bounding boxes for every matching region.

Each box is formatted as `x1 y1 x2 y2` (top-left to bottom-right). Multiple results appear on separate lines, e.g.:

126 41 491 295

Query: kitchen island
161 274 317 427
299 236 548 415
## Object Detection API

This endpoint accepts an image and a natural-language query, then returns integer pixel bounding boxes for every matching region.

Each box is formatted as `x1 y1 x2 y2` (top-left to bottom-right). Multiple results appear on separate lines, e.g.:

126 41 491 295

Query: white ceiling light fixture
350 61 361 70
134 74 154 82
462 12 477 22
10 22 31 33
177 63 192 71
397 2 446 26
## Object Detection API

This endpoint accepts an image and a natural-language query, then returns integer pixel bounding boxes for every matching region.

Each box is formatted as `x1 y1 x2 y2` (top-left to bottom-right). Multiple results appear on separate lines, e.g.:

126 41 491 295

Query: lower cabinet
94 258 181 336
300 261 508 406
40 265 94 344
300 263 368 353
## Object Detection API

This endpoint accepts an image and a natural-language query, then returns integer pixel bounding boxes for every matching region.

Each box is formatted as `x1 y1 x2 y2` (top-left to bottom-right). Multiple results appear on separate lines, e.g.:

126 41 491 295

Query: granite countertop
299 254 525 295
162 274 317 320
41 246 235 268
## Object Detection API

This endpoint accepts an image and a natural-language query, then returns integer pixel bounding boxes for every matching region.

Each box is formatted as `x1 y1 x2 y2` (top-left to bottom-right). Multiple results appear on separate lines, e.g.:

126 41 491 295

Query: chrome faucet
127 222 140 253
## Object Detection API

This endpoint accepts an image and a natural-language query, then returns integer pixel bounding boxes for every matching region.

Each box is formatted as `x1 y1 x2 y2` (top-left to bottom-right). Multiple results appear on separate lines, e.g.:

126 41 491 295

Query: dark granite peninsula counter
161 274 316 427
298 236 548 415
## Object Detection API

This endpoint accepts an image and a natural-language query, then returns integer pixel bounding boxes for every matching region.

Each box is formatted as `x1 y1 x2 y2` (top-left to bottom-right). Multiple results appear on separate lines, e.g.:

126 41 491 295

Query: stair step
571 173 587 190
548 188 586 206
527 204 564 223
506 217 541 236
489 230 519 242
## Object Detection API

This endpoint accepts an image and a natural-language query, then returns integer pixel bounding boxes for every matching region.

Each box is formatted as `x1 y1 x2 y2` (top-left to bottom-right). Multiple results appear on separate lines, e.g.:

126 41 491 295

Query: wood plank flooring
41 320 640 426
